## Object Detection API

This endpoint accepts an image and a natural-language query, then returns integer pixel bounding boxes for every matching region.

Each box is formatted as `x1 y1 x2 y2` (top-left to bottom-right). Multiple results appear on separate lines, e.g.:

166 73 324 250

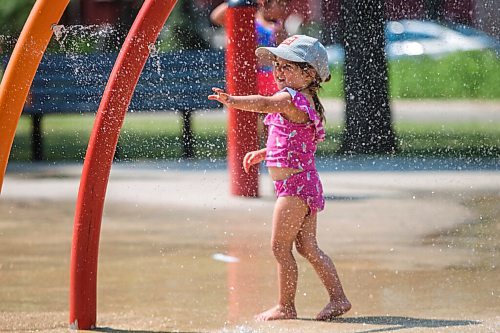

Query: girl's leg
256 196 309 321
295 213 351 320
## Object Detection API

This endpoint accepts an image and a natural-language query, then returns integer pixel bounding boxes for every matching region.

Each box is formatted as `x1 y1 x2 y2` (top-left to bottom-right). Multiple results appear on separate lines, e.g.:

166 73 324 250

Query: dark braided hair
295 62 329 124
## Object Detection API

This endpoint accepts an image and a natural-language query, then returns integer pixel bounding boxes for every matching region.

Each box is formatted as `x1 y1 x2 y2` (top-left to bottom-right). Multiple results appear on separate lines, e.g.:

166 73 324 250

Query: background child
210 0 290 96
208 35 351 321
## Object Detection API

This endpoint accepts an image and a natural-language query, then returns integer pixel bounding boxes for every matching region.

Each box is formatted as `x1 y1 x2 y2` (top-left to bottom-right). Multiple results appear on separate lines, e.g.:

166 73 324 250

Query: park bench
15 49 225 160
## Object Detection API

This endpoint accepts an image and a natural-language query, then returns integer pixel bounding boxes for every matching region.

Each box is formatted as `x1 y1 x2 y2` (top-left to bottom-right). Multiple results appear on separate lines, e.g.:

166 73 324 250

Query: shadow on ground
95 328 202 333
330 316 480 332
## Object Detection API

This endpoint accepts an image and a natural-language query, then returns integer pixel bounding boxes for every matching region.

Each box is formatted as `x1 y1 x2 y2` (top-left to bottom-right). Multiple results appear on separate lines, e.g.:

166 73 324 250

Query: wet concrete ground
0 162 499 332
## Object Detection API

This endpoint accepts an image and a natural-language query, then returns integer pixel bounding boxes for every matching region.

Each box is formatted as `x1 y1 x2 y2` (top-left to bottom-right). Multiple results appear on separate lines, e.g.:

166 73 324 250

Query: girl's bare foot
316 300 351 321
255 305 297 321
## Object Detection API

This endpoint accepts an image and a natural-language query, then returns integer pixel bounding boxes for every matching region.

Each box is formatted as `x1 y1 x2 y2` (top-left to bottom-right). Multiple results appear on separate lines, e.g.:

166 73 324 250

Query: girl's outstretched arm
208 87 296 115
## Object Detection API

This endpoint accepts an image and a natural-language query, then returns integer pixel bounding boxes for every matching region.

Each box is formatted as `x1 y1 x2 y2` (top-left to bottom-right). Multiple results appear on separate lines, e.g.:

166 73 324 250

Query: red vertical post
69 0 177 329
226 0 259 197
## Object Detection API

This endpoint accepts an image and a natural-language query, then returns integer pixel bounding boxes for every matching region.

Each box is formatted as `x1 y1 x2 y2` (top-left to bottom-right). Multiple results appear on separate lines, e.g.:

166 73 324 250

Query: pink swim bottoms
273 170 325 215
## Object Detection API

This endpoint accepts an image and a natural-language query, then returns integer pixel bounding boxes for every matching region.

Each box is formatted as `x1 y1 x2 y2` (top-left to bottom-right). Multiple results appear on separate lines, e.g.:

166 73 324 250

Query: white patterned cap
256 35 330 82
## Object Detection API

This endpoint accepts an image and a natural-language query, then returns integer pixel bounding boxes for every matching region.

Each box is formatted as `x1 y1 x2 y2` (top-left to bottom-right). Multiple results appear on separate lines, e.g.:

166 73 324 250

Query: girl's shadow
322 316 481 333
94 329 202 333
90 316 482 333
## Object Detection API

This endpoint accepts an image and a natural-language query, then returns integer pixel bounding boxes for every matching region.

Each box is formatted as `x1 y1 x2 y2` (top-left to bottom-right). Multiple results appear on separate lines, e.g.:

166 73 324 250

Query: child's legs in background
295 213 351 318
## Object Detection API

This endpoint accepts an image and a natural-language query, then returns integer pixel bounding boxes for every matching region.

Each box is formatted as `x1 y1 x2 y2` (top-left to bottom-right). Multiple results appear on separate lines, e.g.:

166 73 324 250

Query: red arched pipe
69 0 177 329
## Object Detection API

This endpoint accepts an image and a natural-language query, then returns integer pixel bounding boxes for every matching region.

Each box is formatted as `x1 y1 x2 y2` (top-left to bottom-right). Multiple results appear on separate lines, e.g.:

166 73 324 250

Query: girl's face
272 58 314 90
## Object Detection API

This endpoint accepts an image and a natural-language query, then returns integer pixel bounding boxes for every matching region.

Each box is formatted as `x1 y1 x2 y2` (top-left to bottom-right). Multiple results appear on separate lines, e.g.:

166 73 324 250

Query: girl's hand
243 149 266 173
208 87 231 106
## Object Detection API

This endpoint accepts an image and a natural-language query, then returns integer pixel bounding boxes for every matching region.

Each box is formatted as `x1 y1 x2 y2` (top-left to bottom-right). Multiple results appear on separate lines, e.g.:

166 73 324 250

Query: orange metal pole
0 0 70 193
69 0 177 329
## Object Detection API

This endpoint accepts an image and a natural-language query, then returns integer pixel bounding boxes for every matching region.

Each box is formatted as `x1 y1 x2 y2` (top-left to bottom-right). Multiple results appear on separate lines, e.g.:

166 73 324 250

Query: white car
326 20 500 65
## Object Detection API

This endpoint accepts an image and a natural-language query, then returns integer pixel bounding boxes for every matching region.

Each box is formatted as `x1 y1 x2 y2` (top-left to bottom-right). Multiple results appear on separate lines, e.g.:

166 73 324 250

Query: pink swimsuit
264 87 326 214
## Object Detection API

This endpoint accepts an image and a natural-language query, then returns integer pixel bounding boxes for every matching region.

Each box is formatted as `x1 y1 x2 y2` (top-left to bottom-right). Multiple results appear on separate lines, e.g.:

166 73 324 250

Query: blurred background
0 0 498 163
1 0 498 53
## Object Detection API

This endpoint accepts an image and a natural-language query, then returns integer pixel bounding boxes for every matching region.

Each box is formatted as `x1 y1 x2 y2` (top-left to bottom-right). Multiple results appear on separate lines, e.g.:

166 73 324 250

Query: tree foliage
0 0 35 35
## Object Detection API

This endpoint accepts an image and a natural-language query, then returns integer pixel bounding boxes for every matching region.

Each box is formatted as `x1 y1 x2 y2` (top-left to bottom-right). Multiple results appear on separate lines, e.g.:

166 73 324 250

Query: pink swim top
264 87 326 171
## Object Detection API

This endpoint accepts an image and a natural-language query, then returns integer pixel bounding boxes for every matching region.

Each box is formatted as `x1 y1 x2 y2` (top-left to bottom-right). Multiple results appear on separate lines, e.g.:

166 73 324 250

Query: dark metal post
31 114 43 161
182 110 194 158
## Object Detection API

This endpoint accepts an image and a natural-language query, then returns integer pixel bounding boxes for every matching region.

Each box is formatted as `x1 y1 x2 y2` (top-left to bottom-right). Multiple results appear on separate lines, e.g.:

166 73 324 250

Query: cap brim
255 47 306 66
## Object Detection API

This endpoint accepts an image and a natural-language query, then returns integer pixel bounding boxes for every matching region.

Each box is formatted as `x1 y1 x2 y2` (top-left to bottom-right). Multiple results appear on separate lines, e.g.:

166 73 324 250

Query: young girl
208 35 351 321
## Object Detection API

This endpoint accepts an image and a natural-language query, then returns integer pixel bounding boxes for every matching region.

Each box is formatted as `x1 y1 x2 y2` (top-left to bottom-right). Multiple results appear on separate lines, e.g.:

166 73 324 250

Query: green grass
394 123 500 157
321 50 500 99
9 113 500 162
